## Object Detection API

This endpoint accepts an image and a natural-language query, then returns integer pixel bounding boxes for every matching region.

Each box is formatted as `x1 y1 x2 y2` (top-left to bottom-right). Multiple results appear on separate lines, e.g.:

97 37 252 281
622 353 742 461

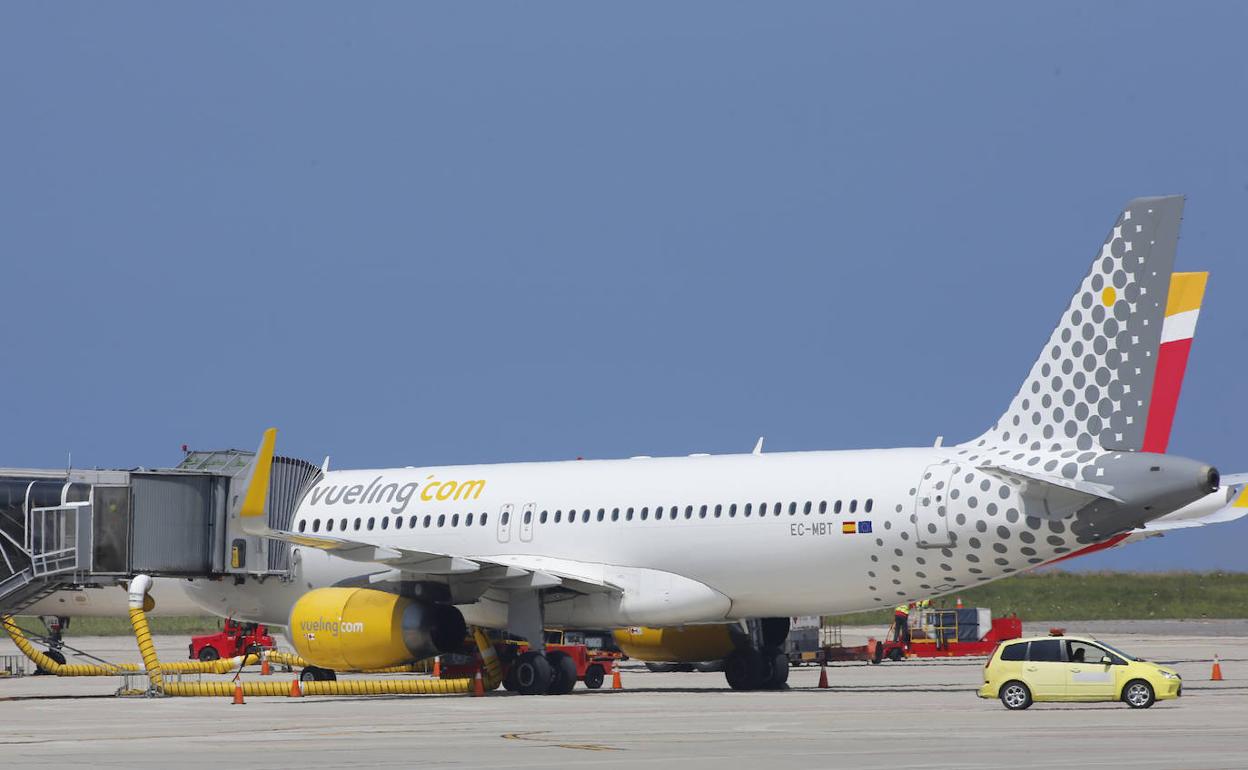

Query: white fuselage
184 445 1106 629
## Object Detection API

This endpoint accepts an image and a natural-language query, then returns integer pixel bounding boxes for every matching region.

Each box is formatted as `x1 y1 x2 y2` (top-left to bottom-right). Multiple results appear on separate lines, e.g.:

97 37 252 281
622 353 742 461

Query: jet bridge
0 449 320 614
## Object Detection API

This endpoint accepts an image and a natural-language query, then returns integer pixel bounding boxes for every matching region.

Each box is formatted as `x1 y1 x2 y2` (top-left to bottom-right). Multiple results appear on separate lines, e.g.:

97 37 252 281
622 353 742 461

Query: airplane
171 195 1230 694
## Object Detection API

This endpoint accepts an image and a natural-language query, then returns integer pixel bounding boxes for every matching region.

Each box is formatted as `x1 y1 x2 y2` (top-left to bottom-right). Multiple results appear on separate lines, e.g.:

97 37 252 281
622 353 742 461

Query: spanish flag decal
842 522 857 534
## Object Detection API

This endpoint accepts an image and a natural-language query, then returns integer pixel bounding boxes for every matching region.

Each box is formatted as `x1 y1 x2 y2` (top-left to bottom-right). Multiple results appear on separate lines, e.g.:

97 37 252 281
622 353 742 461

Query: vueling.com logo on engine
300 618 364 637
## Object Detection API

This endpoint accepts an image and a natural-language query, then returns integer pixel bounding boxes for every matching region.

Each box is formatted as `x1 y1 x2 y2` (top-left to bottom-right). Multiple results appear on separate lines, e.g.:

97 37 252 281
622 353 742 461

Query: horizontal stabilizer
977 463 1123 503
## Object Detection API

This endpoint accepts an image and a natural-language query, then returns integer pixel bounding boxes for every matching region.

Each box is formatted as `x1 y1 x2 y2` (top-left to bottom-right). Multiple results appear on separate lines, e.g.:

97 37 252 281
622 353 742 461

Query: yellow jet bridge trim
1 616 261 676
126 575 501 697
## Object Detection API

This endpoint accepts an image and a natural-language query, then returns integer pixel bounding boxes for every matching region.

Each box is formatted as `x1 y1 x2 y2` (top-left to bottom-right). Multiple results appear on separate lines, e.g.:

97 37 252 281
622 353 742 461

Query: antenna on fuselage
752 437 765 455
321 456 331 473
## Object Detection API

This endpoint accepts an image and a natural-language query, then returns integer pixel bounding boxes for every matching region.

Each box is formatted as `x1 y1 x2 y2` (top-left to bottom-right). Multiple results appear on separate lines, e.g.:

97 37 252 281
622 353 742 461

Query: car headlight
1160 671 1180 680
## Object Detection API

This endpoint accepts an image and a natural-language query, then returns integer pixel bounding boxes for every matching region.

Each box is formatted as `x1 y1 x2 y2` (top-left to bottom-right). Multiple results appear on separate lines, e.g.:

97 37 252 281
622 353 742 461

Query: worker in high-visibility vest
893 603 911 645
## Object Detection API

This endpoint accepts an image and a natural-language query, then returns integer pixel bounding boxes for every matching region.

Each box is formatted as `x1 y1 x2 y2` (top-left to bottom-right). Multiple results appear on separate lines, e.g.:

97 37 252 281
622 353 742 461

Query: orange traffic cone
260 657 272 676
432 657 442 678
955 597 964 609
1212 655 1224 681
611 667 623 690
289 678 302 697
817 664 829 689
472 670 485 697
231 683 245 705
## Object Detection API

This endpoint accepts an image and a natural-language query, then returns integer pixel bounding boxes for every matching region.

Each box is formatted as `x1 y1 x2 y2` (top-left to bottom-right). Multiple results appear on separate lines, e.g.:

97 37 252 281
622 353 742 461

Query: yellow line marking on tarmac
502 730 624 751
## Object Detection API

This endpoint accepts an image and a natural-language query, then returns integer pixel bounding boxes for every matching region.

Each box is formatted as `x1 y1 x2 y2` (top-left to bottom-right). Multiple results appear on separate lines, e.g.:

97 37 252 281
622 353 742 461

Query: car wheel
197 646 220 662
1123 679 1155 709
1000 680 1032 710
583 664 605 690
887 647 904 662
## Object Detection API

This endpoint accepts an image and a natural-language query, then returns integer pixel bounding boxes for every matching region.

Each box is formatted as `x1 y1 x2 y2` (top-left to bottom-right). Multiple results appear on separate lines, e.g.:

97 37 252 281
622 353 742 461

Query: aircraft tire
724 648 763 691
546 650 578 695
514 651 552 696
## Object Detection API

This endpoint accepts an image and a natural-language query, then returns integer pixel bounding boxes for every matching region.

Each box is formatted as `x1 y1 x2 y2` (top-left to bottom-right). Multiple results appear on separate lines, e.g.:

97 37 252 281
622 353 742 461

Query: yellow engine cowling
613 624 739 663
288 587 466 671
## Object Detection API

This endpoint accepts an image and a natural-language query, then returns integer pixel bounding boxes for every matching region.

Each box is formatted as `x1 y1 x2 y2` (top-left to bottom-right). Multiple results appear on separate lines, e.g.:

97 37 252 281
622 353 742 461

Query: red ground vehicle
877 608 1023 661
188 618 276 661
440 638 618 690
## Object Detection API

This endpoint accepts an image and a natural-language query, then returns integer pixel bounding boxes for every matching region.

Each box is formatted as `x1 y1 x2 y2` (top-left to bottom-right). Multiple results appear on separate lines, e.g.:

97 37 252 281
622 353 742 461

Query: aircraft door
519 502 535 542
497 503 513 543
914 464 956 548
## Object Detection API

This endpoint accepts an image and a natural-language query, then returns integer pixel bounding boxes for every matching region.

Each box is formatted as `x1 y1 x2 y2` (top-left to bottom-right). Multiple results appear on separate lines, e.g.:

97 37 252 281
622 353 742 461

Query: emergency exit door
914 464 956 548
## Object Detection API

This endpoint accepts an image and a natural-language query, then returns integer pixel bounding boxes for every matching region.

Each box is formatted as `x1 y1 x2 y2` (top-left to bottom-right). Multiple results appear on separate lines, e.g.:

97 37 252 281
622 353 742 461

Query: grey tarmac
0 625 1243 769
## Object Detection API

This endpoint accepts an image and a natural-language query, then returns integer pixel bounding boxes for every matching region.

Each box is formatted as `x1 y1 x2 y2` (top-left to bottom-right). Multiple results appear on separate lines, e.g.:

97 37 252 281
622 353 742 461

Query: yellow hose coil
2 615 261 676
127 604 502 697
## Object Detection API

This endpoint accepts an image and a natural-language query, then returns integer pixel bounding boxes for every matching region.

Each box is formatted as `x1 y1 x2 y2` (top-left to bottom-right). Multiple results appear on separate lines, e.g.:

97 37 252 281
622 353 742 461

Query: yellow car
979 635 1181 710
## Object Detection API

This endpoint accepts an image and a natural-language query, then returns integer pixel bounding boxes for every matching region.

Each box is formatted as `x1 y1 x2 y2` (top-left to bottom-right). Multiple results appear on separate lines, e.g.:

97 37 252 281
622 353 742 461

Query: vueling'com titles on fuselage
307 475 487 515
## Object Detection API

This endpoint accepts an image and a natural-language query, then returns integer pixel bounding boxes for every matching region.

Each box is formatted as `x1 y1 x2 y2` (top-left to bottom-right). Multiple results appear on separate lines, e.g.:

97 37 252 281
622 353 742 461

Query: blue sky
2 3 1245 570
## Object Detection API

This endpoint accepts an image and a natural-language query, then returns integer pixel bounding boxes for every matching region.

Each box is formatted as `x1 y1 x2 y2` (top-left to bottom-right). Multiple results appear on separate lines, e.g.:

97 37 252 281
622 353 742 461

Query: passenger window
379 518 388 530
671 506 679 520
597 508 605 521
1067 641 1108 664
437 514 445 528
999 642 1027 662
627 507 634 521
729 504 737 518
849 499 858 514
819 501 827 514
326 519 334 532
611 508 619 522
865 498 874 513
465 513 474 527
341 518 348 531
407 516 416 529
640 507 649 521
312 519 321 532
395 516 403 529
501 511 510 525
452 514 460 527
554 509 562 523
685 505 693 519
744 503 752 517
804 501 812 515
699 505 707 518
834 500 843 514
540 510 548 524
298 520 306 532
714 504 722 518
523 510 532 524
367 517 376 530
1028 639 1063 662
423 515 431 528
480 513 488 526
581 509 590 523
773 502 782 516
656 506 664 518
788 502 797 515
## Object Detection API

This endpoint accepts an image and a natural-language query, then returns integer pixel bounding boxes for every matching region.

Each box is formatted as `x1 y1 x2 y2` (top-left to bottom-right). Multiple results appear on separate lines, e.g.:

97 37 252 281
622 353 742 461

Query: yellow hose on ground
126 577 502 696
2 615 262 676
264 650 430 674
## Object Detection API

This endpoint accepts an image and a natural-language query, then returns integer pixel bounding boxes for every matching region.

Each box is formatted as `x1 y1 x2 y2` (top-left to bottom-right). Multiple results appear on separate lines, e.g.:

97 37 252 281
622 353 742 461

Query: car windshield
1097 640 1144 662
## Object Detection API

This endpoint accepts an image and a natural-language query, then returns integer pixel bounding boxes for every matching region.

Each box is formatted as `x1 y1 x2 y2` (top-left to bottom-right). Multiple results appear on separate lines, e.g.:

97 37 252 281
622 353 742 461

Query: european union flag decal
858 520 873 534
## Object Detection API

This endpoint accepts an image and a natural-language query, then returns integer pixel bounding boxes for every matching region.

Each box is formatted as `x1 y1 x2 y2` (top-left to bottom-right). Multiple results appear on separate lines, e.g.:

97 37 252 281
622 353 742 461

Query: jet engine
612 624 739 663
288 587 466 671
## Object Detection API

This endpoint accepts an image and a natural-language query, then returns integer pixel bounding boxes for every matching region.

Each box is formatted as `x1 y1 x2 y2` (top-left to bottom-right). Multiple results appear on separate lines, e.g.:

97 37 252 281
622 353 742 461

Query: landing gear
546 650 578 695
34 649 66 675
724 618 792 691
300 666 337 682
512 651 552 695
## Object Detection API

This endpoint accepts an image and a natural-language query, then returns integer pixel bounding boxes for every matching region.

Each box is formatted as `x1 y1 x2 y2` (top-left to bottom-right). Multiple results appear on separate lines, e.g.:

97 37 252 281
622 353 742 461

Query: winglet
1234 482 1248 509
239 428 277 529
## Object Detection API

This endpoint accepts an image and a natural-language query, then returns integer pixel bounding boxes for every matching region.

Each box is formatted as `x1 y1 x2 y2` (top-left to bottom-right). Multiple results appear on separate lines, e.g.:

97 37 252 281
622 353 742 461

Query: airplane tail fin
968 196 1184 452
1140 271 1208 452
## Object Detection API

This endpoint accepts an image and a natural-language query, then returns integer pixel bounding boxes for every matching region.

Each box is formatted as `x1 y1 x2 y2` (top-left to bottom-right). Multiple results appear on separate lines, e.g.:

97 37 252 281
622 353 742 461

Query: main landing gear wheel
546 650 578 695
760 648 790 690
583 664 605 690
725 648 763 691
513 651 552 696
300 666 337 682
